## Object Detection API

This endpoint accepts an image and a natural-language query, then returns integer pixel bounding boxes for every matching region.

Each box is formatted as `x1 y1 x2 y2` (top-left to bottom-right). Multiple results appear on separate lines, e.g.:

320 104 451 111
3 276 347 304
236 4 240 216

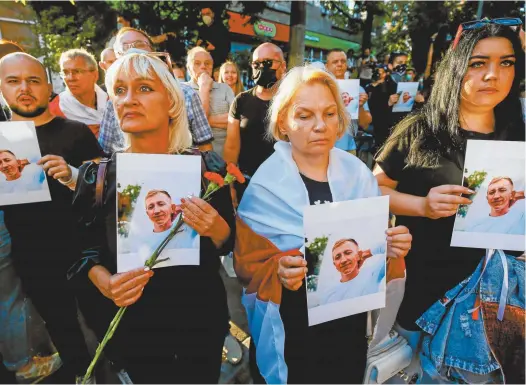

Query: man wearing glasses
49 48 108 139
98 27 214 154
224 42 286 204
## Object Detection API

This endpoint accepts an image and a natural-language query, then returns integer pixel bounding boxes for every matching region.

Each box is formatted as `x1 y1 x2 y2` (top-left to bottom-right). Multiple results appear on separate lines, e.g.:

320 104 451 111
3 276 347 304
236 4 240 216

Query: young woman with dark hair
374 20 525 383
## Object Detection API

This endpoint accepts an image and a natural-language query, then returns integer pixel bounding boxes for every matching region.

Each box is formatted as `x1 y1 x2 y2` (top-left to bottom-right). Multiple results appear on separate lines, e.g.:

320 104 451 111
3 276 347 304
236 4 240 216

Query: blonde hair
60 48 97 70
267 65 350 142
105 53 192 154
218 61 244 96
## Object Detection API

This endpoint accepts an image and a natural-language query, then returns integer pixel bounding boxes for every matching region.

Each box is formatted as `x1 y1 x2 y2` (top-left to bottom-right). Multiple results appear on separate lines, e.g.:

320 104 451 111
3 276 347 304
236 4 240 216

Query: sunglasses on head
452 17 523 49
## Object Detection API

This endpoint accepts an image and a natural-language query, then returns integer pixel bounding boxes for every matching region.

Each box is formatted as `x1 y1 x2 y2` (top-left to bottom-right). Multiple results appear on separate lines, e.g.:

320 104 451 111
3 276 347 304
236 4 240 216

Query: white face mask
202 15 213 26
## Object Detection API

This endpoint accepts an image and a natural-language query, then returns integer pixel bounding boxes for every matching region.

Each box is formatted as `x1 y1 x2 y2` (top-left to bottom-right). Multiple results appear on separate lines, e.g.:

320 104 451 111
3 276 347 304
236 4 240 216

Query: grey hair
60 48 97 70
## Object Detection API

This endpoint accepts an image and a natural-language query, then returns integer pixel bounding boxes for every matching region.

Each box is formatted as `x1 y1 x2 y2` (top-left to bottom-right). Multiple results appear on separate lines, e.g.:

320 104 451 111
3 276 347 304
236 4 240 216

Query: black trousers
15 258 91 382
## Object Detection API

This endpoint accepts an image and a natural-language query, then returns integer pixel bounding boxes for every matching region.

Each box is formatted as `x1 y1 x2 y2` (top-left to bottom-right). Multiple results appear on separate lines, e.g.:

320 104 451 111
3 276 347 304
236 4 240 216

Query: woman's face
222 64 238 87
461 37 516 109
112 68 172 135
280 82 340 157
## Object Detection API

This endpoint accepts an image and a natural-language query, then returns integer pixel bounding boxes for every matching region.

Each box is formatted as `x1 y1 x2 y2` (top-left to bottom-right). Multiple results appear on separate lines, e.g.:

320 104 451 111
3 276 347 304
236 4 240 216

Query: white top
464 200 525 235
320 253 385 305
0 163 45 194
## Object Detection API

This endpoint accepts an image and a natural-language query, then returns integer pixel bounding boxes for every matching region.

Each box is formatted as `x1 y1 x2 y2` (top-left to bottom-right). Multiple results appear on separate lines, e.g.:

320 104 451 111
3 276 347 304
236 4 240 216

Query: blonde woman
234 65 411 384
218 61 244 96
71 53 233 383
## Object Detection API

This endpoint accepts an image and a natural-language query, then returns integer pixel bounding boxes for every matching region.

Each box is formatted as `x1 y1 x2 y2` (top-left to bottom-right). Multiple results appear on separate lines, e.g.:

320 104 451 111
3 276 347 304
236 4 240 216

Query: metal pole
476 0 484 20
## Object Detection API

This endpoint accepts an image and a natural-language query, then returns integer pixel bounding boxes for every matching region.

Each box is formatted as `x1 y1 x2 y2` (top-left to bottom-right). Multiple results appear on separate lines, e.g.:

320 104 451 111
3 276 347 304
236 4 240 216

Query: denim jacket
416 250 525 382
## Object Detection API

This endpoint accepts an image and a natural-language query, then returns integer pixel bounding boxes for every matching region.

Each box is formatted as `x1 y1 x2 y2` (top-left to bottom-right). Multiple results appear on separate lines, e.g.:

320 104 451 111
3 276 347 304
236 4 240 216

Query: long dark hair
383 24 525 168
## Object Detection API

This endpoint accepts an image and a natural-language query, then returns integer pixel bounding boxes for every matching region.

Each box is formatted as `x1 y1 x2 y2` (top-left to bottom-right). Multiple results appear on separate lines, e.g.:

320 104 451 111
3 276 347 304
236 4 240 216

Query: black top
376 126 523 330
1 117 103 275
72 151 232 366
197 21 231 68
368 77 423 149
279 173 368 384
229 87 275 177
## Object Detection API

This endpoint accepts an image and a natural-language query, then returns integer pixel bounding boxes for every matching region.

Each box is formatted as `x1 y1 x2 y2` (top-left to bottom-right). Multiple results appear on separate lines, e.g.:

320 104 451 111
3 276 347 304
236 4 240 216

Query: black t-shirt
229 87 275 177
198 21 231 68
375 125 521 330
279 173 367 384
2 117 103 275
368 78 422 149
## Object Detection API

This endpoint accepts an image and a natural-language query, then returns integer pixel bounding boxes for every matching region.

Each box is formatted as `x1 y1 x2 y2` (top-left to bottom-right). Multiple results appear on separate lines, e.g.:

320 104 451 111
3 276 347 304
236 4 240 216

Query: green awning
304 30 360 52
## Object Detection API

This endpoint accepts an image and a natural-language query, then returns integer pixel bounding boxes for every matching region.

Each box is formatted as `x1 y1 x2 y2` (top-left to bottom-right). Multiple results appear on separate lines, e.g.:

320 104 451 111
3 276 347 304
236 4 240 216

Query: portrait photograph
0 121 50 206
451 140 525 251
392 82 419 113
337 79 360 119
116 153 202 273
304 196 389 326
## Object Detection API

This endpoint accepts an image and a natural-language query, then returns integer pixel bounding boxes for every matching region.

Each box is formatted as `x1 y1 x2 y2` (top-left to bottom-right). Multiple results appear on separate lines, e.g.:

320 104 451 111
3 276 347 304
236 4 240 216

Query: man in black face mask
224 42 286 205
368 51 425 151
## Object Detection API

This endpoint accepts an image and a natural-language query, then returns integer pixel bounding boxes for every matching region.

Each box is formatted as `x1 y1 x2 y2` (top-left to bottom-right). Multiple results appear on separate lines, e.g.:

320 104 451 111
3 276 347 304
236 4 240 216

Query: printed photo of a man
0 149 45 194
321 238 384 305
465 177 525 235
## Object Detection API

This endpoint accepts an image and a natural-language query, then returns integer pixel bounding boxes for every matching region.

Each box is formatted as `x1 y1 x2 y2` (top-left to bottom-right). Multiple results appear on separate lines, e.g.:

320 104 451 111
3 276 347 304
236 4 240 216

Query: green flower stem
82 215 186 383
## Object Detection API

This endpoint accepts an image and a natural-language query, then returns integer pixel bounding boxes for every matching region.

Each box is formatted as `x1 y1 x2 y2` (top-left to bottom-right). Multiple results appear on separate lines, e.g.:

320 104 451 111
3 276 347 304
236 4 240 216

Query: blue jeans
0 212 51 371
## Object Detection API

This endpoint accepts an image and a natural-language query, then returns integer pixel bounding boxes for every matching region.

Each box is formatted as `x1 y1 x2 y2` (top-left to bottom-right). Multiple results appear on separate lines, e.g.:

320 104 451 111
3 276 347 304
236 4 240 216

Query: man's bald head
252 42 287 82
99 48 117 72
253 43 284 62
0 52 51 119
0 52 47 80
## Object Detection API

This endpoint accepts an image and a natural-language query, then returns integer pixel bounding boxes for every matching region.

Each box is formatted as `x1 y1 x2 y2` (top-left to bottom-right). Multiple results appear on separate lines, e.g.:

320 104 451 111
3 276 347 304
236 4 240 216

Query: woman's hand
277 256 307 291
388 93 400 106
386 226 412 259
181 196 230 248
423 185 473 219
89 265 154 307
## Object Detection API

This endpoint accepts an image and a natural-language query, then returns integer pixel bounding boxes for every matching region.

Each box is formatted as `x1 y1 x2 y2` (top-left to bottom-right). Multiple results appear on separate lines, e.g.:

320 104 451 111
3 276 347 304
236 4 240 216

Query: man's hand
277 255 307 291
359 92 368 107
206 42 216 51
38 154 72 182
388 93 400 107
415 92 425 103
197 72 214 90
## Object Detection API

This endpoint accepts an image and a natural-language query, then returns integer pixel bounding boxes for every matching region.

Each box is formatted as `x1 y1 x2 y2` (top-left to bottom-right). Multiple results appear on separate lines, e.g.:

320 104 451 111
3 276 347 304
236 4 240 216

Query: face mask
405 74 412 81
252 67 278 89
117 23 123 30
393 64 407 75
202 15 213 26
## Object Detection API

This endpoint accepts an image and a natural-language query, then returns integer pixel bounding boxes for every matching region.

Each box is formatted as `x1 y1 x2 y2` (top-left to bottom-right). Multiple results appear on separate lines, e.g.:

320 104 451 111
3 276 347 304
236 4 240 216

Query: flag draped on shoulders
235 141 405 384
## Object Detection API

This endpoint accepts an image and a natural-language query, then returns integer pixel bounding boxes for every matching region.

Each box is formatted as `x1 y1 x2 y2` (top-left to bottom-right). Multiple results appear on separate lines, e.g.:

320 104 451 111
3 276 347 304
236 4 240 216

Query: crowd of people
0 7 524 385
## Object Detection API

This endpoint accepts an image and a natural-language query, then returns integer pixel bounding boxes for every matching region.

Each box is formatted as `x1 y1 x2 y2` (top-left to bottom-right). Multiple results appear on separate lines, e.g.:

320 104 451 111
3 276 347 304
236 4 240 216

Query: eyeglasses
250 59 283 70
59 69 95 78
452 17 523 49
115 40 152 55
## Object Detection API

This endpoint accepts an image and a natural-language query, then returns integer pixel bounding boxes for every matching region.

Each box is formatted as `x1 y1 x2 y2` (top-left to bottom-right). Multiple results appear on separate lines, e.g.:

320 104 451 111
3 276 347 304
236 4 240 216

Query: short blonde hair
218 61 244 96
105 53 192 154
60 48 97 70
267 65 350 142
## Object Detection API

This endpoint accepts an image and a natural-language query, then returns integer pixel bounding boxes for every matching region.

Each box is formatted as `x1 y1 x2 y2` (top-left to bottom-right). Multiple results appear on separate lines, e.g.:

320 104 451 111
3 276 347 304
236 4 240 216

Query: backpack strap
95 158 111 208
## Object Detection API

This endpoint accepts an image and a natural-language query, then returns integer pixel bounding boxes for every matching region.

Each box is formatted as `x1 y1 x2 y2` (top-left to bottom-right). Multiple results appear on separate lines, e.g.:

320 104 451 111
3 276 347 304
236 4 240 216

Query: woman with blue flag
234 65 412 384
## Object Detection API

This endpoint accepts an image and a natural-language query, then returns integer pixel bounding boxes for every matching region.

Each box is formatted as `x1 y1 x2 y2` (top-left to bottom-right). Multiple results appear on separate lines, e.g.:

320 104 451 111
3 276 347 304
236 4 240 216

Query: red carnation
204 171 225 187
226 163 246 184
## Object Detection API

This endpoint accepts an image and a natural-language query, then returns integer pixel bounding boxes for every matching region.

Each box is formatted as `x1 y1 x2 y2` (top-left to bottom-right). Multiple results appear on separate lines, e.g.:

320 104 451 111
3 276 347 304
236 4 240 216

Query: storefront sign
254 20 277 38
305 33 320 42
304 30 360 52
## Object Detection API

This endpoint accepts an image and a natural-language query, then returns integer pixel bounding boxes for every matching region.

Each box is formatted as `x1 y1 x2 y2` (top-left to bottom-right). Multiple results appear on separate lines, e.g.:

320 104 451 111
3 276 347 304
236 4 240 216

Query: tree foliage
29 1 115 72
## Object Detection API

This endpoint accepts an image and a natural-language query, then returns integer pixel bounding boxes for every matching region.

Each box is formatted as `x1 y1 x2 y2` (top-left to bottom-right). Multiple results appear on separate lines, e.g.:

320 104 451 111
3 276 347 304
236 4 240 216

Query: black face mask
390 64 407 83
252 67 278 89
